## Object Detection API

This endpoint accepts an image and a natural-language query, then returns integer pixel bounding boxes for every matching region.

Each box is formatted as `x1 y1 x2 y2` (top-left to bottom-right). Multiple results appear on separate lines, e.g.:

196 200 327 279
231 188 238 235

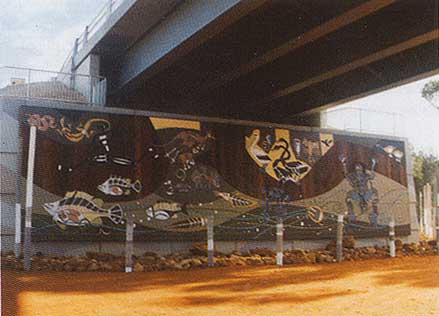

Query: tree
412 151 439 196
422 80 439 109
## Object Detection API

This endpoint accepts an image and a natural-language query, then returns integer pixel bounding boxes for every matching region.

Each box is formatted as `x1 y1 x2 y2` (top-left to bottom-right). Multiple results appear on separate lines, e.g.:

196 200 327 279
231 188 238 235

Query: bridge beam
113 0 267 92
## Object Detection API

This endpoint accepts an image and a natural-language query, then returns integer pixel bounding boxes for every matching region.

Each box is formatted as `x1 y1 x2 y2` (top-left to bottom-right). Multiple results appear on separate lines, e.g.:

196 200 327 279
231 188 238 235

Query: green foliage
412 151 439 195
422 80 439 107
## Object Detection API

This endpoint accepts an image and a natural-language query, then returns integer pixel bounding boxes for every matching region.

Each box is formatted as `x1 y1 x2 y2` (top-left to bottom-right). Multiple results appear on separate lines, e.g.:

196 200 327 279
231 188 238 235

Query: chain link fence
0 66 106 106
321 107 406 137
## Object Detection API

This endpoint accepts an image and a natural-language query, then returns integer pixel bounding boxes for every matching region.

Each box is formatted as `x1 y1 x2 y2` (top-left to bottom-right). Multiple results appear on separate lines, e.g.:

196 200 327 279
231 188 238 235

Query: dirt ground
2 256 438 316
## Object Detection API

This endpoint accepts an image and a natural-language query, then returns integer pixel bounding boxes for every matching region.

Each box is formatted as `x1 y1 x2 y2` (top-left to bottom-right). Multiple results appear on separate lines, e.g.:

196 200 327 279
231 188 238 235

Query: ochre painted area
2 256 439 316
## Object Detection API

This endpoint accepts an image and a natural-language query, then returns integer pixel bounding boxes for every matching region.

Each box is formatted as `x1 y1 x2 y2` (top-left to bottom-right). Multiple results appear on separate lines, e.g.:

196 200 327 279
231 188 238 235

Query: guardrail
59 0 126 74
0 66 106 106
321 107 405 137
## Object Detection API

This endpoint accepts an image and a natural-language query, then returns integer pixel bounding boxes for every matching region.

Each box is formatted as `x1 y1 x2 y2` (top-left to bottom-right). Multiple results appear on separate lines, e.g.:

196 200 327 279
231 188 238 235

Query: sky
1 0 438 156
324 76 439 157
0 0 107 70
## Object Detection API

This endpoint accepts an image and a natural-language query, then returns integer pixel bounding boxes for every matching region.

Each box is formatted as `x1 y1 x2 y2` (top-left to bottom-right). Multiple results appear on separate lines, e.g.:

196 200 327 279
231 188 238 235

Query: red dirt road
2 256 438 316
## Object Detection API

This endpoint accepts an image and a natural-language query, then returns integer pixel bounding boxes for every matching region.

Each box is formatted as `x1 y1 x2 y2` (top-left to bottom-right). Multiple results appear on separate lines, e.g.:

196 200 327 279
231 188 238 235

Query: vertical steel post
432 173 439 253
125 212 134 273
84 26 89 43
419 191 424 233
14 118 23 258
276 218 283 266
70 38 79 89
23 125 37 271
26 69 31 98
389 218 396 258
336 214 344 262
89 76 94 106
207 213 214 267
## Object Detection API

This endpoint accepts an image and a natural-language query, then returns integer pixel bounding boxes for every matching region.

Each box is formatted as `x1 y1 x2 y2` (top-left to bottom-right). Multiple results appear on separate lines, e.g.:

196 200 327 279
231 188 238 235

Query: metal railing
59 0 126 74
321 107 406 137
0 66 106 106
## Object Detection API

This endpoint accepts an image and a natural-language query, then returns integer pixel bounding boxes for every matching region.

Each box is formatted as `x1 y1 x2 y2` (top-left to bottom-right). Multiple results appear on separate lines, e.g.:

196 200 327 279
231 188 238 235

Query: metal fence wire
0 66 106 106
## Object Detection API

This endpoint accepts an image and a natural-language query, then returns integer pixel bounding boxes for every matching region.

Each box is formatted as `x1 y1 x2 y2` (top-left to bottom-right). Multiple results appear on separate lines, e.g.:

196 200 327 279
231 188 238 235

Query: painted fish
98 176 142 196
43 191 123 229
167 217 207 230
145 201 188 220
214 191 253 207
376 144 404 163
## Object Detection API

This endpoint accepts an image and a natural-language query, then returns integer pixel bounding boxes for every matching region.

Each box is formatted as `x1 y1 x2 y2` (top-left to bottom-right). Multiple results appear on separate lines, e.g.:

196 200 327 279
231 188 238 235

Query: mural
20 106 411 241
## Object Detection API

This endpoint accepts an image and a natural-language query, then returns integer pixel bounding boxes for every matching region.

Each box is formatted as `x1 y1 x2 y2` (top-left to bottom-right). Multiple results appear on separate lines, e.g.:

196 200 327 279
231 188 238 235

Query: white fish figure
145 201 188 220
377 144 404 163
98 176 142 196
382 145 396 156
43 191 123 229
392 149 404 163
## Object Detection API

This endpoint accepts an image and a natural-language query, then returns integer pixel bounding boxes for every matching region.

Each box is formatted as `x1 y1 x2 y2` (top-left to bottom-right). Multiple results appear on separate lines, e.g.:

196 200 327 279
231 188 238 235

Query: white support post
433 173 439 253
336 214 344 262
276 218 284 266
23 125 37 271
389 218 396 258
125 213 134 273
207 213 214 267
26 69 31 98
14 129 23 258
14 203 21 257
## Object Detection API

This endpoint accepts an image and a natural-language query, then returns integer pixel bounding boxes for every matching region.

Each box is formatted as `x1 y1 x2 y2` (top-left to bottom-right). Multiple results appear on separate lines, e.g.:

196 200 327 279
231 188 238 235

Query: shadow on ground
2 256 438 316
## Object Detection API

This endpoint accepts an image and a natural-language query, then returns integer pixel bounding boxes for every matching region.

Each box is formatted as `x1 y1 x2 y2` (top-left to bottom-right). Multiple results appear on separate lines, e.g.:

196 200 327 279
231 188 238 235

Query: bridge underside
97 0 438 124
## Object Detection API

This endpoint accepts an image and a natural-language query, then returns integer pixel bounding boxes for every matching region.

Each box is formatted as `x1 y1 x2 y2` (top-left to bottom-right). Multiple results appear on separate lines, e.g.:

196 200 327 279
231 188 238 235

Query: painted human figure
340 156 379 225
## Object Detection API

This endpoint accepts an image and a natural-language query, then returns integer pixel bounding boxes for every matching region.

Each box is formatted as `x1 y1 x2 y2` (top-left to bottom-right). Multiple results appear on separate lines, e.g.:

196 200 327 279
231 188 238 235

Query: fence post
207 213 214 267
276 217 283 266
84 25 89 43
23 125 37 271
14 123 23 258
433 173 439 253
336 214 344 262
89 76 94 106
26 69 31 98
389 218 395 257
125 213 134 273
419 191 424 233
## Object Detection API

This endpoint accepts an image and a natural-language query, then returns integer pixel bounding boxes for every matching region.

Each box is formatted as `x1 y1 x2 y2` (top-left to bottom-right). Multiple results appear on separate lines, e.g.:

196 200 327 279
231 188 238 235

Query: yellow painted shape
150 117 200 130
320 133 334 156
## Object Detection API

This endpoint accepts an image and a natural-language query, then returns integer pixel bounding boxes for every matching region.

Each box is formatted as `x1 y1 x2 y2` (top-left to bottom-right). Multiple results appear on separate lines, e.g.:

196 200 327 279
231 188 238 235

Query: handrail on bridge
0 66 106 107
59 0 126 74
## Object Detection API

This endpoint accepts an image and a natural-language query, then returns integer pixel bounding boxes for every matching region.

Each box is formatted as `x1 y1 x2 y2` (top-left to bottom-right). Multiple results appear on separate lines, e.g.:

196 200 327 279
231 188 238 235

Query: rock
191 258 204 267
100 262 113 271
189 243 208 256
88 262 99 271
228 254 245 266
343 235 356 248
306 252 317 264
366 246 377 254
427 240 437 247
262 256 275 265
246 256 264 266
250 248 275 257
134 262 144 272
63 264 74 272
140 256 157 265
326 240 336 251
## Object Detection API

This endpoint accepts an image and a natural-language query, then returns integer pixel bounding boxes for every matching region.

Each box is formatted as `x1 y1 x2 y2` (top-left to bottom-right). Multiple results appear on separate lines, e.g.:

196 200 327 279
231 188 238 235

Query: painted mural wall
20 106 410 241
